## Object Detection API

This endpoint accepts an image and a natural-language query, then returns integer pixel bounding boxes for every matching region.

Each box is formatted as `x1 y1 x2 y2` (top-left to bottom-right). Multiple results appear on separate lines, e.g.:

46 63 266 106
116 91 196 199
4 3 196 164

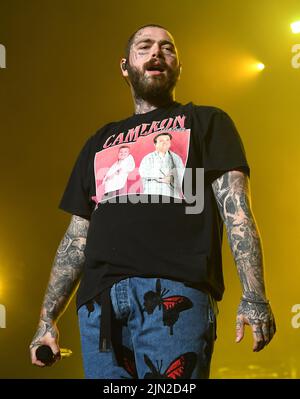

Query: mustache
143 60 169 72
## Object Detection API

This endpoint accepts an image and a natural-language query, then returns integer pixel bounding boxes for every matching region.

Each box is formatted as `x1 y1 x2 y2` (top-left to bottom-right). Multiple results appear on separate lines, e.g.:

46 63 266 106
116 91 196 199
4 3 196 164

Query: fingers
248 317 276 352
30 323 60 367
269 316 277 342
30 342 61 367
251 323 266 352
237 301 276 352
30 345 46 367
236 316 245 343
261 321 270 345
49 343 61 362
262 315 277 346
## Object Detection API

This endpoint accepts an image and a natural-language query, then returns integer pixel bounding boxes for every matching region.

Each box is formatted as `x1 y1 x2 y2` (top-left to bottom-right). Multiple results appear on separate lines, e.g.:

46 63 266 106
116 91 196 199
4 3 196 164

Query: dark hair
119 145 130 151
153 132 172 144
125 24 169 60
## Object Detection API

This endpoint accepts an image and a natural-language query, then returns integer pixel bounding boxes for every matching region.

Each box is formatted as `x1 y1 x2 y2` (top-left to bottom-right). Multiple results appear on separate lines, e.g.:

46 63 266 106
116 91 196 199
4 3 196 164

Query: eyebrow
134 38 175 48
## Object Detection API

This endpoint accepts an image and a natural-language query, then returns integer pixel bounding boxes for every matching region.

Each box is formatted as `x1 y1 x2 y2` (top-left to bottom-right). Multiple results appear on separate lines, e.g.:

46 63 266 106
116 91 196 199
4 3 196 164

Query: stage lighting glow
291 21 300 34
256 63 265 71
238 57 267 78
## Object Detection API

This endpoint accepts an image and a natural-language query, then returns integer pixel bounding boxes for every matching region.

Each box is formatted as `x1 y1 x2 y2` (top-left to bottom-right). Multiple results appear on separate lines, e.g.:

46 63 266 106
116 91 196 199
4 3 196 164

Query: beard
126 61 180 103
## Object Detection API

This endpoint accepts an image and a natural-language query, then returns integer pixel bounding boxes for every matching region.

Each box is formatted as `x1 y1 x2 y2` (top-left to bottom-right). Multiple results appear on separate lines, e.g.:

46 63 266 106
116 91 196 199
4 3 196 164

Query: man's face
123 27 181 100
118 148 130 160
155 135 171 153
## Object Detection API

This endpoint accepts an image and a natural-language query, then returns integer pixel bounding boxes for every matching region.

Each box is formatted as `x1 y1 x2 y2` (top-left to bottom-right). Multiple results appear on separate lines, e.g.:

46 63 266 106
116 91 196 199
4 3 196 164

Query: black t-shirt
59 101 250 310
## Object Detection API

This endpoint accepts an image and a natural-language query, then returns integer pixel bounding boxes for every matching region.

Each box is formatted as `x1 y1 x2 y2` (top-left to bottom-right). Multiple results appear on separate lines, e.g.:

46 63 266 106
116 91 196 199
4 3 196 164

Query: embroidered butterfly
143 352 197 379
142 278 193 334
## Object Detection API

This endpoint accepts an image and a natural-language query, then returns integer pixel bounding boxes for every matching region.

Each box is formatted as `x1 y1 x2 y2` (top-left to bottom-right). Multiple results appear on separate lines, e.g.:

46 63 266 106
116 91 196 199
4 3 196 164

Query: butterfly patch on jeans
143 352 197 379
142 278 193 335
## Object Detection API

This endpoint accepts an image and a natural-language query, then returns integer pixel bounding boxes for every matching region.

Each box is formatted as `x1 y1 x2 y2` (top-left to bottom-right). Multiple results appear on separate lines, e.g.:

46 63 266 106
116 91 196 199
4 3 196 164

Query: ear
120 58 129 77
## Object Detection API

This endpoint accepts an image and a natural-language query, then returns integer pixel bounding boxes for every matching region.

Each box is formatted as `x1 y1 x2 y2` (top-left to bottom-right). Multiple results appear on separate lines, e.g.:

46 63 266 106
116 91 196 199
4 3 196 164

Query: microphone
36 345 72 366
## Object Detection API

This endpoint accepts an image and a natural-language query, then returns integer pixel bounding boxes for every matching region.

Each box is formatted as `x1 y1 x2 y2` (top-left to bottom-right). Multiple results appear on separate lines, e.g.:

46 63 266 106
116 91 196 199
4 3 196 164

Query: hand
30 320 61 367
236 299 276 352
159 175 173 184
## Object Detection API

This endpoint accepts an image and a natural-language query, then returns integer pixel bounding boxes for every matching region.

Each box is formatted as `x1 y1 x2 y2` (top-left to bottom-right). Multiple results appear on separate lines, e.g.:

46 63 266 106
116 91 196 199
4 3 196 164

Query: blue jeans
78 276 218 379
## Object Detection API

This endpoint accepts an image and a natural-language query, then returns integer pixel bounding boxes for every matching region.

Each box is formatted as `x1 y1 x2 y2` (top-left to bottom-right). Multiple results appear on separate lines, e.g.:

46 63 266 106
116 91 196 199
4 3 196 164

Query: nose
151 43 163 59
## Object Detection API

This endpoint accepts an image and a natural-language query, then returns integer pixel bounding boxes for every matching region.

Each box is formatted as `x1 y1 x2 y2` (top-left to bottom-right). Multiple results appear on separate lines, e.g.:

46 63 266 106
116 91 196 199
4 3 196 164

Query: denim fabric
78 276 217 379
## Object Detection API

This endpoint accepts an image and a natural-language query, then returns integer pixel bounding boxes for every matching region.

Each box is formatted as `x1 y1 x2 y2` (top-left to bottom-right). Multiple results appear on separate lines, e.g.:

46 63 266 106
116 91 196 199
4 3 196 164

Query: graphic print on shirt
93 115 190 204
142 278 193 335
143 352 197 379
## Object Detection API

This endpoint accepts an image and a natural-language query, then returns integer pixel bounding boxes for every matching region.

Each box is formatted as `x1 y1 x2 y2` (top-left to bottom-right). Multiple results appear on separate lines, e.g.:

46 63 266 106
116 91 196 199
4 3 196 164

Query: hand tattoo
30 320 58 349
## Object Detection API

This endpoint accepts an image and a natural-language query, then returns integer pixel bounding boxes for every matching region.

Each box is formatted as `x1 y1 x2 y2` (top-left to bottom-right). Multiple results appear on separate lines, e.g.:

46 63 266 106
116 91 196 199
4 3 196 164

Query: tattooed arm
212 170 276 352
30 215 89 366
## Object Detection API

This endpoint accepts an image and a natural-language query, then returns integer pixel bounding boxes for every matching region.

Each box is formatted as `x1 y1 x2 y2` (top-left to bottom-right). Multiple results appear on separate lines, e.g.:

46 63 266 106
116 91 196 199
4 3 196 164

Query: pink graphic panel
93 129 190 203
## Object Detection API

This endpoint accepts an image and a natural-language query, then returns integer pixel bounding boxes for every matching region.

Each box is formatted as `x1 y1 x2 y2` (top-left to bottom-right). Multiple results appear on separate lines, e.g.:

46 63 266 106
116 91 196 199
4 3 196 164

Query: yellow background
0 0 299 378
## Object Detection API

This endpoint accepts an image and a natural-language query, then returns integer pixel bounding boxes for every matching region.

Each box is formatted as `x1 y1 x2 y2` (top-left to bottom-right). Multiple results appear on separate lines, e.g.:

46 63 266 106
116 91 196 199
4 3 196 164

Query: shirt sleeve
58 136 95 220
202 109 250 182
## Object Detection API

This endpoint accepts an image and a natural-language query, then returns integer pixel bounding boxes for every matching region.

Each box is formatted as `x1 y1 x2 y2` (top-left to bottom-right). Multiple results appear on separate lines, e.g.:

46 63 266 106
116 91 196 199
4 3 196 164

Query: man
102 145 135 199
139 132 185 198
30 24 276 379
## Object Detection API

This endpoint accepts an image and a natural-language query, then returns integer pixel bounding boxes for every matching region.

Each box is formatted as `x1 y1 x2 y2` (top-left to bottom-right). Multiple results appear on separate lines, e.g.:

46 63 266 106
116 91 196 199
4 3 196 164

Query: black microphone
36 345 72 365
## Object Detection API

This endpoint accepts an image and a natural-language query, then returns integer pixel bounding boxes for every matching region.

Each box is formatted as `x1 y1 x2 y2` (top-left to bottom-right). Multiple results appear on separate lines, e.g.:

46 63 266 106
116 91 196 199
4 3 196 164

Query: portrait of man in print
101 145 135 199
139 132 185 198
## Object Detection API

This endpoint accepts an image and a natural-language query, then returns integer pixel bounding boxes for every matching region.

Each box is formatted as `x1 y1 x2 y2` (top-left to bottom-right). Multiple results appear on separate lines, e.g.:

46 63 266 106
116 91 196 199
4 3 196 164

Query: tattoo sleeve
211 170 266 301
31 215 90 347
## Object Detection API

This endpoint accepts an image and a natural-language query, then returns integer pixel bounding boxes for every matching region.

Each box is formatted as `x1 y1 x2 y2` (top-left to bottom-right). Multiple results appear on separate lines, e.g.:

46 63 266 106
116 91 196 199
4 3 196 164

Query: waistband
85 279 219 353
